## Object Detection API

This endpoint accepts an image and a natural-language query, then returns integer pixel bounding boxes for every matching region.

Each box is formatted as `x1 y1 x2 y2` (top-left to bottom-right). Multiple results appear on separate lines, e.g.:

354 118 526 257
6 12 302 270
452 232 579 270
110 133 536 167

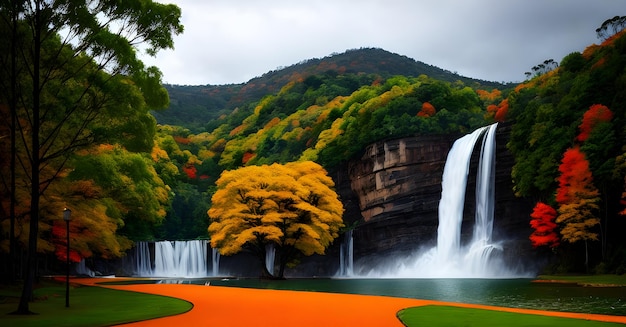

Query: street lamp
63 207 71 308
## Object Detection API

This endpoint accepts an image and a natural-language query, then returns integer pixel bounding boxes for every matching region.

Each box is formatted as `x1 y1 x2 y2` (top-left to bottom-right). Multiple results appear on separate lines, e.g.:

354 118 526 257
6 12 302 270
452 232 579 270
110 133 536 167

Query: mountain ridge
152 47 509 131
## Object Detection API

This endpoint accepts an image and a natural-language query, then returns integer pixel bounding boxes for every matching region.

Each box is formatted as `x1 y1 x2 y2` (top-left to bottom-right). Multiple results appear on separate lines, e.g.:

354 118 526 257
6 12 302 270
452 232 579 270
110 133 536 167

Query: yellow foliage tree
208 161 344 278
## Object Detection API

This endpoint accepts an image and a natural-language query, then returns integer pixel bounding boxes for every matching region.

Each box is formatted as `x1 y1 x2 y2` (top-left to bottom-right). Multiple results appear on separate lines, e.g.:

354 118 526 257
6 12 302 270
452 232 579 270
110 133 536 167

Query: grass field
398 305 626 327
0 280 192 327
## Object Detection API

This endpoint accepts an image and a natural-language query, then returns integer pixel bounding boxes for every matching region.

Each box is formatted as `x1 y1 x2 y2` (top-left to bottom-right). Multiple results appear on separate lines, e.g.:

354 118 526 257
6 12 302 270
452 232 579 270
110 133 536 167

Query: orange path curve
74 278 626 326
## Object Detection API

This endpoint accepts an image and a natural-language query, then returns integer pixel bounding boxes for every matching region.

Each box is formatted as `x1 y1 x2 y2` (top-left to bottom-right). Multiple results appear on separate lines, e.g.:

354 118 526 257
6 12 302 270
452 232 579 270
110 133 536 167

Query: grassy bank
398 306 625 327
535 274 626 286
0 280 192 327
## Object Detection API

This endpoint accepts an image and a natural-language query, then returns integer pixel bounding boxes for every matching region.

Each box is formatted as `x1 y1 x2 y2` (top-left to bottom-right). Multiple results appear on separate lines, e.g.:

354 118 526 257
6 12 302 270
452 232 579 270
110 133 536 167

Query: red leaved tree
182 163 197 179
555 147 600 269
576 104 613 142
494 99 509 122
529 202 559 248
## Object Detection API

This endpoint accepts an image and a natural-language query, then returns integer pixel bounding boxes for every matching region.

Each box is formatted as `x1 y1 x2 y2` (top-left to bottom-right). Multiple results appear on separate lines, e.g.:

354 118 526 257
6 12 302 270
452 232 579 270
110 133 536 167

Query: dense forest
1 12 625 282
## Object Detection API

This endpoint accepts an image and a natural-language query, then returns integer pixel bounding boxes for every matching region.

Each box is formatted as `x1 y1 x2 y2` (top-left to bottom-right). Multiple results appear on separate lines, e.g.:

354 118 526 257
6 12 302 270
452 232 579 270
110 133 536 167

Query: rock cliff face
340 123 534 263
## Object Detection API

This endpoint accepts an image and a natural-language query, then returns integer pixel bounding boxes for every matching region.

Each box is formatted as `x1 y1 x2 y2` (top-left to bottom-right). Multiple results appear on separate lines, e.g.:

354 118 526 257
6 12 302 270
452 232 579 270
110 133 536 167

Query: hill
152 48 508 131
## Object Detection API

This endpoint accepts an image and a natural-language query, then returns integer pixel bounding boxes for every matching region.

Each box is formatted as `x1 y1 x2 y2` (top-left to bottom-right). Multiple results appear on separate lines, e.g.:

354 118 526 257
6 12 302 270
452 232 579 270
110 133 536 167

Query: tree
529 202 559 248
208 161 344 278
555 147 600 270
417 101 436 117
576 104 613 142
0 0 182 314
596 16 626 41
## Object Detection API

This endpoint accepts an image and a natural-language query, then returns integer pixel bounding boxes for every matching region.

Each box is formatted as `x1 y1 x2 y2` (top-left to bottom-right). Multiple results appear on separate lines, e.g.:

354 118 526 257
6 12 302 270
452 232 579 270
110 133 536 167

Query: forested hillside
152 48 507 131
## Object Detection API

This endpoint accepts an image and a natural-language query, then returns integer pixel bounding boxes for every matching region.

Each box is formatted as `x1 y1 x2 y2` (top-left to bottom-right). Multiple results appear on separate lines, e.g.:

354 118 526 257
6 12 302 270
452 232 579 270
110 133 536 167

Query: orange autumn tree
486 99 509 122
417 101 436 117
208 161 344 278
555 147 600 269
529 202 559 248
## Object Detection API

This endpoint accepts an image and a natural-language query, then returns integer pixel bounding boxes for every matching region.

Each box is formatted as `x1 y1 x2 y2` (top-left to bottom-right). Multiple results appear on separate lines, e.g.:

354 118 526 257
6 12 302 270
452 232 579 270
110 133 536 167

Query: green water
203 278 625 316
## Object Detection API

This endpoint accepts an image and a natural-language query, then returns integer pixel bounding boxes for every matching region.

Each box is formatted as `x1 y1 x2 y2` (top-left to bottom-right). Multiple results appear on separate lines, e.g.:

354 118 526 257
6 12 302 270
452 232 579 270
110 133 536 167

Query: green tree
208 161 344 278
0 0 182 314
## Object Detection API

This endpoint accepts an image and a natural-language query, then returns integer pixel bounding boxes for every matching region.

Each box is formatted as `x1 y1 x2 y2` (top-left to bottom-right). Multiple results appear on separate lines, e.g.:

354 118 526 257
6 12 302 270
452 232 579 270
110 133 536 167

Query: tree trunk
15 0 41 315
8 0 19 284
585 240 589 273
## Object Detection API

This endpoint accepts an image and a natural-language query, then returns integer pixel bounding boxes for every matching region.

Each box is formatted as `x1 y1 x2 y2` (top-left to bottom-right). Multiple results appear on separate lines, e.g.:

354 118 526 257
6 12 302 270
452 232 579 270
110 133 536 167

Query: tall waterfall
365 123 515 278
133 240 210 277
338 230 354 277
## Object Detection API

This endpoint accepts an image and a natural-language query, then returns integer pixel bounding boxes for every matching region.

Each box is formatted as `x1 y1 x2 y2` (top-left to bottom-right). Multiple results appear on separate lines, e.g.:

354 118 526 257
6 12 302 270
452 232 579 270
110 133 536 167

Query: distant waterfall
265 244 276 275
135 241 152 275
338 230 354 277
365 123 515 278
211 247 221 276
133 240 209 277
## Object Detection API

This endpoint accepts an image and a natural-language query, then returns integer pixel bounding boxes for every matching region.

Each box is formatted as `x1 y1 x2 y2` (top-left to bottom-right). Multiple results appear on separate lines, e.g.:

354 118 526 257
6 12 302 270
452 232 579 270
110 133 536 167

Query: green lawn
0 281 192 327
398 305 625 327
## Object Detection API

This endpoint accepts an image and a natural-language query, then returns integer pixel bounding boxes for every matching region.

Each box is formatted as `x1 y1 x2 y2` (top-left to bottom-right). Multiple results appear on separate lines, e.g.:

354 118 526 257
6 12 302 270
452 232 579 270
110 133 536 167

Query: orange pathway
75 278 626 326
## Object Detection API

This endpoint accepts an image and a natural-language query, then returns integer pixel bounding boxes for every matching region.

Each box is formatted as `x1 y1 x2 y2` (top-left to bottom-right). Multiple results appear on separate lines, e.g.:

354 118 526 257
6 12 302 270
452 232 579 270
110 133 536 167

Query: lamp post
63 207 71 308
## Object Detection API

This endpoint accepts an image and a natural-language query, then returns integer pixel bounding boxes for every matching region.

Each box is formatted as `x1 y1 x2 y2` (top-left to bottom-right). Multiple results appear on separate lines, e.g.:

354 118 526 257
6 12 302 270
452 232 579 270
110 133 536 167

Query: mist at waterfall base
353 123 531 278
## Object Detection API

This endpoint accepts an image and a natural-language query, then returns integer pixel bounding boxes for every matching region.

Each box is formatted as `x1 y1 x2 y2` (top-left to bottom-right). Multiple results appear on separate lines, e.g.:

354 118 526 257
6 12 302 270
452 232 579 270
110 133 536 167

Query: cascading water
364 123 516 278
265 244 276 275
211 247 221 276
436 125 492 264
135 241 152 275
75 259 95 277
133 240 209 277
338 230 354 277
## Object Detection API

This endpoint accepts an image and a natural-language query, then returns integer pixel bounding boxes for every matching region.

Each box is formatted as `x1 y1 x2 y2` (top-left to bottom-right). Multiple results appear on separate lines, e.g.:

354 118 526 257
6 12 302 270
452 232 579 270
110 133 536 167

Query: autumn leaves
207 161 344 278
529 104 618 252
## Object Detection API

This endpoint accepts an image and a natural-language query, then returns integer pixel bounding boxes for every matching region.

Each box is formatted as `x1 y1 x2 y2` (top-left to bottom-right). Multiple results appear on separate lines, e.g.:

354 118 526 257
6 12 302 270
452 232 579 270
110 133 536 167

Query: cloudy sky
140 0 623 85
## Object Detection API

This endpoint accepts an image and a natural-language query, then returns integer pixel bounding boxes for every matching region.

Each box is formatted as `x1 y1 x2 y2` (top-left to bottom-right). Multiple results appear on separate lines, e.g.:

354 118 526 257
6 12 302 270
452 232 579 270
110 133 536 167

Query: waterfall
338 230 354 277
436 125 492 263
365 123 515 278
75 259 95 277
133 240 209 277
265 243 276 275
211 247 221 276
135 241 152 276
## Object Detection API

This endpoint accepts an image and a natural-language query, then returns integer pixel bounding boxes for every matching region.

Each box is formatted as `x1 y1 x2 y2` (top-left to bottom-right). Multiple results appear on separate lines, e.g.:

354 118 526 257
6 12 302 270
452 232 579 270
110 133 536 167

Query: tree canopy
0 0 182 314
208 161 344 278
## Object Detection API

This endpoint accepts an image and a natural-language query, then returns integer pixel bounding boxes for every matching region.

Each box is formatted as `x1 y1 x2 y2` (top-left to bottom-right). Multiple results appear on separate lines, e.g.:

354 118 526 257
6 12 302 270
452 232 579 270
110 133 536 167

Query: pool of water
200 278 625 316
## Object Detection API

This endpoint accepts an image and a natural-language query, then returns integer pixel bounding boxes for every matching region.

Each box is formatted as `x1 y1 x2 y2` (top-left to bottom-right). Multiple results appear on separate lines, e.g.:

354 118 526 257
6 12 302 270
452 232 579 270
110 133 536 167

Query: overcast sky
140 0 623 85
